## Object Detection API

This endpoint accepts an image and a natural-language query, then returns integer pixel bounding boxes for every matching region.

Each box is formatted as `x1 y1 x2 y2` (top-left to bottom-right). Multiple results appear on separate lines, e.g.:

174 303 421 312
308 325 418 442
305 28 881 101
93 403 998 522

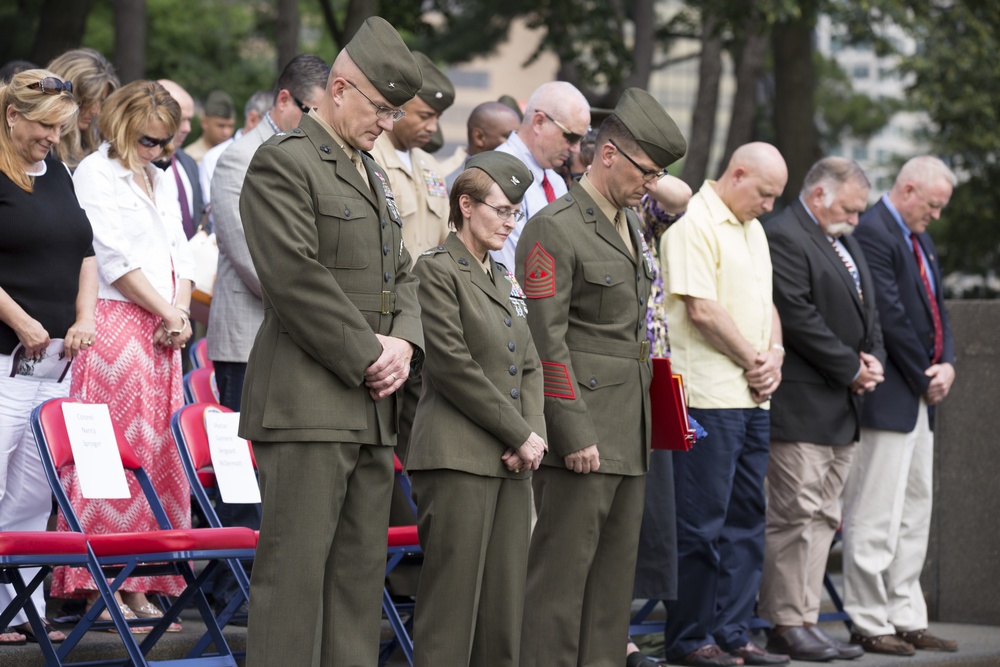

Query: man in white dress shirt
492 81 590 270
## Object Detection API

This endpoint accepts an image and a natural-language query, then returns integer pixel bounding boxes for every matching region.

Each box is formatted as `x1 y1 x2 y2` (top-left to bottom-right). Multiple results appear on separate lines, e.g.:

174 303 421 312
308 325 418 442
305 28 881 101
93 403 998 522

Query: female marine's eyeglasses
474 198 525 223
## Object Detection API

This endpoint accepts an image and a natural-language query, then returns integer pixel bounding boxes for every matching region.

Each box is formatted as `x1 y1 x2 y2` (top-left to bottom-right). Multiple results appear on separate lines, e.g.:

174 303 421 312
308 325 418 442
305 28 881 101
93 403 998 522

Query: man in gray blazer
203 53 329 617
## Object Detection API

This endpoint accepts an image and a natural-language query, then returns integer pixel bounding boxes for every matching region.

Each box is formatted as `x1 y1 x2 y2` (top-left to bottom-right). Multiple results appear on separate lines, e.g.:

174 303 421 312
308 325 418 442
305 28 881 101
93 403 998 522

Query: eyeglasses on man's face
28 77 73 95
346 81 406 122
474 197 525 223
138 135 172 149
292 96 316 114
608 139 666 183
539 110 587 146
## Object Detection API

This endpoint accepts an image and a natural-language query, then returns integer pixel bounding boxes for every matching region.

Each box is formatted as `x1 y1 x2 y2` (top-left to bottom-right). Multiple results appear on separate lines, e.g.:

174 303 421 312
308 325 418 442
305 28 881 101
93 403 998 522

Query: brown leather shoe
850 633 916 656
728 642 790 665
896 629 958 652
672 644 744 666
766 626 837 662
805 625 863 660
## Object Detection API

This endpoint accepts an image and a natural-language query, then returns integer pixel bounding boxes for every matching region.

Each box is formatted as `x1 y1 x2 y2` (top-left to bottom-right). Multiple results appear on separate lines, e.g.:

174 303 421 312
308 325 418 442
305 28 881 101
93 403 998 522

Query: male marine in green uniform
516 89 686 667
237 18 424 667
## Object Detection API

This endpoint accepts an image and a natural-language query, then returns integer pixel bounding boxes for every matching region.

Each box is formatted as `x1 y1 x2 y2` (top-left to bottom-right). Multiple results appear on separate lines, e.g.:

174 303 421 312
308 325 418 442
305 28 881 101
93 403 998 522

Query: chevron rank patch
541 361 576 399
524 242 555 298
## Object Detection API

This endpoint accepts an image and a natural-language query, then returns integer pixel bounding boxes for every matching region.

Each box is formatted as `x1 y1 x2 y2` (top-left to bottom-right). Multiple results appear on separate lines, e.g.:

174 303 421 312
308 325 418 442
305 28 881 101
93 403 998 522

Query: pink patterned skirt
51 299 190 598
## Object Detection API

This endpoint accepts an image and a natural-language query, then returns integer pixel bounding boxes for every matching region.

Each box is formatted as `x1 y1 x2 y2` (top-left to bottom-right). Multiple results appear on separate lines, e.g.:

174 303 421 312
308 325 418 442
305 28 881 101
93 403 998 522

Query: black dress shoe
765 626 837 662
628 651 664 667
729 641 790 665
806 625 864 659
671 644 744 666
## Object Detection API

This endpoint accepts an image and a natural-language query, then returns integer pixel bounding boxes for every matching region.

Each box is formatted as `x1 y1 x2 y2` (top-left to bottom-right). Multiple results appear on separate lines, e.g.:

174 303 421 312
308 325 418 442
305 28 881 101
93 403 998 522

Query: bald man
661 143 791 666
445 101 521 190
157 79 203 239
492 81 591 269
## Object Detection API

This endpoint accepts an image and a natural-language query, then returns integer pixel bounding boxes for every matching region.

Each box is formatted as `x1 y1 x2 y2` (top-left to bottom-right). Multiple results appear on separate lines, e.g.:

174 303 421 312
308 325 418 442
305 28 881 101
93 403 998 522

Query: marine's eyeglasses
346 81 406 122
608 139 666 183
474 198 525 223
539 110 586 146
28 77 73 95
292 96 316 114
138 135 172 149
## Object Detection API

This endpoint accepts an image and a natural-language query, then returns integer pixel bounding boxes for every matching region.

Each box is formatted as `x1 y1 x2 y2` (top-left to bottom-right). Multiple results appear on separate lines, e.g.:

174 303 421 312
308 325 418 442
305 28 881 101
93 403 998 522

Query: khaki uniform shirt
370 134 450 264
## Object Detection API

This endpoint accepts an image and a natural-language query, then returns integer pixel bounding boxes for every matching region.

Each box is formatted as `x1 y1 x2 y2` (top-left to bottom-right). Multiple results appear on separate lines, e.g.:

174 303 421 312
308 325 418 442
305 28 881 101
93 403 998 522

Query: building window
852 145 869 161
852 65 870 79
446 69 490 89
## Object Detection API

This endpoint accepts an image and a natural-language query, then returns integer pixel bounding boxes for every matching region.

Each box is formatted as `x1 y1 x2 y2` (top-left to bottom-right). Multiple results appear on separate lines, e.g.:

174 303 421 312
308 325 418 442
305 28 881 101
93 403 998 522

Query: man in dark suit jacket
760 158 884 661
236 18 424 666
844 156 958 656
157 80 205 238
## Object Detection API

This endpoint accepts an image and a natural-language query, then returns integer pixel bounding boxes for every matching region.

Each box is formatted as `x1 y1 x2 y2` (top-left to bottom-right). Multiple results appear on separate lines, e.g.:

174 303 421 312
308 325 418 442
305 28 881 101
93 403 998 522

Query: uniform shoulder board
420 244 448 257
543 193 575 216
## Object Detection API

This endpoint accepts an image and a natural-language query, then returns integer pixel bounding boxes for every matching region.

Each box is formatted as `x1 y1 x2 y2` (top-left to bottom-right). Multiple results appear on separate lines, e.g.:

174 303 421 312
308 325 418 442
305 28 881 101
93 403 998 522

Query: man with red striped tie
491 81 590 270
845 156 958 655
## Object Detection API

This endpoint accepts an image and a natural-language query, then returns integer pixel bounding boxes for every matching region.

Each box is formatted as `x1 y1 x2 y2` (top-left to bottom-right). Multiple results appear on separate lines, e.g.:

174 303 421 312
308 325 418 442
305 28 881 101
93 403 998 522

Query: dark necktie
830 238 863 302
911 233 943 363
171 156 195 239
541 173 556 203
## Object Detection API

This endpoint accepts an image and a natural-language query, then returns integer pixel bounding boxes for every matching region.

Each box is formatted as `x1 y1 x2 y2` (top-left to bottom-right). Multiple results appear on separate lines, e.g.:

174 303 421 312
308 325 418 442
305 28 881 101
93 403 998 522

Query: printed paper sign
61 403 131 499
205 411 261 504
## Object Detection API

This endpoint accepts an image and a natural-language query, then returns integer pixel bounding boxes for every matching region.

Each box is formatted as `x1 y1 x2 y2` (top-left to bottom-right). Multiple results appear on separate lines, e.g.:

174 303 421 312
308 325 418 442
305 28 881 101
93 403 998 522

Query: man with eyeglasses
492 81 591 270
203 53 328 623
660 143 790 666
236 18 424 667
515 88 686 667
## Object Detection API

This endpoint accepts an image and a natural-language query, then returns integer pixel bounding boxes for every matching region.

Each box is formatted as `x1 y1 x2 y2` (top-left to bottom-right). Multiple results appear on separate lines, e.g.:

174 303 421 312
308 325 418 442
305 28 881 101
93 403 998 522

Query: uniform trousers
410 469 531 667
246 441 393 667
758 440 854 626
520 465 645 667
0 355 69 626
842 400 933 637
664 407 769 659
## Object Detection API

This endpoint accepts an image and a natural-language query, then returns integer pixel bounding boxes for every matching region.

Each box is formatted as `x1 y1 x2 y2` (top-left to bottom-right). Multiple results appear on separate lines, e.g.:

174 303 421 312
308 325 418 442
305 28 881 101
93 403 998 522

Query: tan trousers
842 401 933 637
758 440 854 626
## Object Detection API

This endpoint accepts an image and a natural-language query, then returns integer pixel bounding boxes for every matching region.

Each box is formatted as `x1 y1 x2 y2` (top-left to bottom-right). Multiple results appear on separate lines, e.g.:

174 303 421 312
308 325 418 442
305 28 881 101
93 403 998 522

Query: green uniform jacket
237 114 424 445
406 233 546 477
515 182 653 476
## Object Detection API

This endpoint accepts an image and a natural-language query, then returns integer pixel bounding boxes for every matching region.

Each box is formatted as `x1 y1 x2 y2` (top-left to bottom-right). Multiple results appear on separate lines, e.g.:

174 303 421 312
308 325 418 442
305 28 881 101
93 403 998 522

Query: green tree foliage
814 52 902 150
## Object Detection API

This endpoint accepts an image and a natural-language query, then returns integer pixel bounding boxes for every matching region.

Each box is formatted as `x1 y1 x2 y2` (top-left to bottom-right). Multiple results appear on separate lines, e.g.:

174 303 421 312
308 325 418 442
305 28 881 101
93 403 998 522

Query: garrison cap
497 94 524 121
465 151 533 204
345 17 422 108
613 87 686 168
413 52 455 113
204 90 235 118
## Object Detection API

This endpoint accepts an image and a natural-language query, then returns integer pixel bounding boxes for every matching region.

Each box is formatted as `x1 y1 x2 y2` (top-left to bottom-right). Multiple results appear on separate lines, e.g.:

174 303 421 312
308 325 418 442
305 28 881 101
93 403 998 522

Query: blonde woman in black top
0 69 96 645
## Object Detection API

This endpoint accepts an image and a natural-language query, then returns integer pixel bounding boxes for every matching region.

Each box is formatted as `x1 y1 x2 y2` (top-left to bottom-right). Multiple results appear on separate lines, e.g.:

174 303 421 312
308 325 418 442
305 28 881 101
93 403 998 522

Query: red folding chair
31 397 258 667
183 368 219 404
0 531 137 666
171 402 256 647
188 338 213 370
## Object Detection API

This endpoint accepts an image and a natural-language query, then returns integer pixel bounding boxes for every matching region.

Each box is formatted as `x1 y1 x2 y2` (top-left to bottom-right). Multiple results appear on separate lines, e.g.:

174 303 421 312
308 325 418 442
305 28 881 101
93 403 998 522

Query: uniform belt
346 291 396 315
565 332 650 362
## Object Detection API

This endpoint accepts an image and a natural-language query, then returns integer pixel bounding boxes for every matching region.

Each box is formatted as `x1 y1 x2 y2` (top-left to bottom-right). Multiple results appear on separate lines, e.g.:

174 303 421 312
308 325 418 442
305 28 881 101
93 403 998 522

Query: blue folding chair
188 338 213 370
0 531 137 666
32 396 258 666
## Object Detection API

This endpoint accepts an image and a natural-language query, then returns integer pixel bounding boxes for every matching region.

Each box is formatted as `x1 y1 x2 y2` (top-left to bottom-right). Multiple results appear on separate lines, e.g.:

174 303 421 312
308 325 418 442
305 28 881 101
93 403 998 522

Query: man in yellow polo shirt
660 143 789 667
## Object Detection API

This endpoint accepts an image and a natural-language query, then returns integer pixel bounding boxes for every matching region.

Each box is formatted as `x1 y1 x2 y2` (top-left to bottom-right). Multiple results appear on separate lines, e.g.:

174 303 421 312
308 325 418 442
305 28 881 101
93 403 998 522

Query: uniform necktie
541 173 556 203
614 211 634 258
171 156 195 239
911 233 943 363
830 238 863 302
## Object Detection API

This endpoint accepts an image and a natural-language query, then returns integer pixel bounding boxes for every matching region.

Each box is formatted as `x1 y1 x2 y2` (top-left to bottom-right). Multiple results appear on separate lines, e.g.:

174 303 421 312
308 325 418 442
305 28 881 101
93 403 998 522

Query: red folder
650 357 695 451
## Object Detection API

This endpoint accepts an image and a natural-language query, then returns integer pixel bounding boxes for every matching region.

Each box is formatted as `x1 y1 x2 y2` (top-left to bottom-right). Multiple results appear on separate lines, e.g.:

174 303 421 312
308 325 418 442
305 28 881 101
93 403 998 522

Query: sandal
13 620 65 644
0 627 27 646
87 601 153 634
128 602 182 633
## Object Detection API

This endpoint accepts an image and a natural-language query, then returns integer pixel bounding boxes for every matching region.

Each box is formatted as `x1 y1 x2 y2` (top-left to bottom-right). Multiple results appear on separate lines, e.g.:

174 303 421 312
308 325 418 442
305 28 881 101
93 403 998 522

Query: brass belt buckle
381 291 392 315
639 340 650 362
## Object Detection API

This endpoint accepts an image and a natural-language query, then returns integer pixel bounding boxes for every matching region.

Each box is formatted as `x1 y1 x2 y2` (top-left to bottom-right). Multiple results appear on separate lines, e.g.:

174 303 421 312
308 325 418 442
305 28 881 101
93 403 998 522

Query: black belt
565 332 650 361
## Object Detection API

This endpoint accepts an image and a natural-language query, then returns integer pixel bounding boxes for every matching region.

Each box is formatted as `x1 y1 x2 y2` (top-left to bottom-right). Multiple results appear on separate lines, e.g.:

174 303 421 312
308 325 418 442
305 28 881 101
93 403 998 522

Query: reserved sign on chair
204 411 261 504
62 402 131 499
